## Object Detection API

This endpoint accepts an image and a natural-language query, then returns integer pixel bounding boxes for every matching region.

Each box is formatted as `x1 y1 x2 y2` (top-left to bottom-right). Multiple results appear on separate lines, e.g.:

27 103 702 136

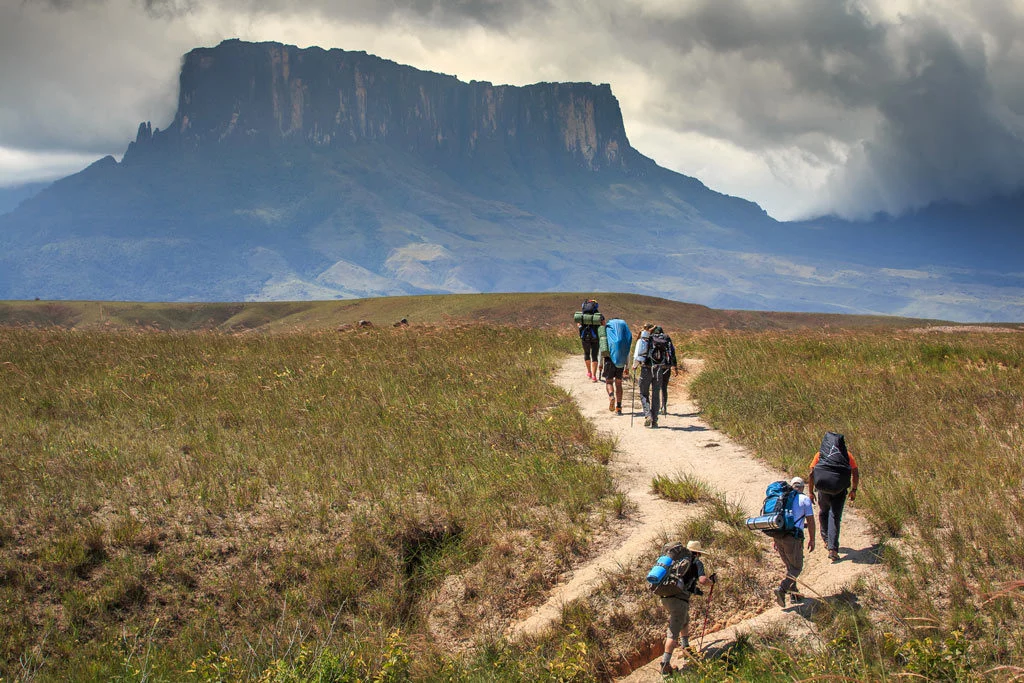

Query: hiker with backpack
808 432 860 562
574 299 602 382
647 540 716 676
599 317 633 415
650 326 678 417
770 477 815 606
632 322 672 427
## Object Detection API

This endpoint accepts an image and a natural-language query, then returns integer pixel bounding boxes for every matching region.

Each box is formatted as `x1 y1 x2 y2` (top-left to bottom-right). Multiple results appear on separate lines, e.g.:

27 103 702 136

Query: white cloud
0 146 97 185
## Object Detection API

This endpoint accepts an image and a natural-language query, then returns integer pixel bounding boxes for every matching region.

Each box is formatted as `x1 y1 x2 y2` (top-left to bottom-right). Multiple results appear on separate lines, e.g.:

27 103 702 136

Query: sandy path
507 357 880 680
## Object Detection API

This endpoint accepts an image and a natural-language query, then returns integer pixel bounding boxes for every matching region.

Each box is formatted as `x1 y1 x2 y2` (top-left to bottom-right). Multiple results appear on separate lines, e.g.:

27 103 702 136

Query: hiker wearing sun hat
657 540 716 676
772 477 816 607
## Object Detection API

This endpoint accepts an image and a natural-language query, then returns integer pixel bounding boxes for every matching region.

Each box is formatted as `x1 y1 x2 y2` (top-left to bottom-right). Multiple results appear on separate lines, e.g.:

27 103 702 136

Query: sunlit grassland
682 329 1024 679
0 325 616 681
6 317 1024 681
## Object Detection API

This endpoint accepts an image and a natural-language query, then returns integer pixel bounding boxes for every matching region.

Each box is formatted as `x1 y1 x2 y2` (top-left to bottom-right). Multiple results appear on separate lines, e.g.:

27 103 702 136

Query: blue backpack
646 542 692 598
745 481 800 537
604 319 633 368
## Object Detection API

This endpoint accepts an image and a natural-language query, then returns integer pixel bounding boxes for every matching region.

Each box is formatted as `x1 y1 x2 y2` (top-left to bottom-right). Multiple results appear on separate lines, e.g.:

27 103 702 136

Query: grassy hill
2 294 1022 680
0 293 965 333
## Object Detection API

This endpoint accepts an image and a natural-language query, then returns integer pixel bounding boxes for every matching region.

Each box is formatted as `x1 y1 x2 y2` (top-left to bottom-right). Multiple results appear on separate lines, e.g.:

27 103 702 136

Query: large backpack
605 319 633 368
647 332 672 366
646 542 693 598
581 299 599 314
813 432 853 494
745 481 800 538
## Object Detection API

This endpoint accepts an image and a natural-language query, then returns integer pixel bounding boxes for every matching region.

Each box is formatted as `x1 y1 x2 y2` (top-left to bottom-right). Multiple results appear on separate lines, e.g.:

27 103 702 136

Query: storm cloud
2 0 1023 220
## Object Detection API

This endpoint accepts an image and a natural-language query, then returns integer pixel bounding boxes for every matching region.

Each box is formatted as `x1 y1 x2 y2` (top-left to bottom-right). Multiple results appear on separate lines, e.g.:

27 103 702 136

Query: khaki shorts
660 595 691 640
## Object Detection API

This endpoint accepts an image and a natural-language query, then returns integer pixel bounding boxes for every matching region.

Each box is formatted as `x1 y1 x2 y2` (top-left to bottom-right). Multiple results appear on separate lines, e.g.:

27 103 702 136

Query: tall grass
0 325 614 680
684 329 1024 678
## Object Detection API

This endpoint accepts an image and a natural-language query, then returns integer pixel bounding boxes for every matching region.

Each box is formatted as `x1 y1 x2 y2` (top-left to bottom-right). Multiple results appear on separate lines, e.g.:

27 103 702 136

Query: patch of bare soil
502 357 882 681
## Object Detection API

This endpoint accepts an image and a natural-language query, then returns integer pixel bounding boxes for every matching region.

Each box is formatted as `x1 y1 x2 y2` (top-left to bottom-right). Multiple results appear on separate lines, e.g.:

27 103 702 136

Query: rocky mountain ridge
125 40 646 174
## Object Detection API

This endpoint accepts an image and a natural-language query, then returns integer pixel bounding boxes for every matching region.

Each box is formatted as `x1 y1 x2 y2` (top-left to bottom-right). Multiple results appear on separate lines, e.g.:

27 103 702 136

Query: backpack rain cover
605 319 633 368
814 432 852 494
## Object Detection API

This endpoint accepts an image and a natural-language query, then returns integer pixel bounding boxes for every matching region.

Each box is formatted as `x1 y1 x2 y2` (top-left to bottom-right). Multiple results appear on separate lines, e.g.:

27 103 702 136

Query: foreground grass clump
0 325 614 680
685 329 1024 678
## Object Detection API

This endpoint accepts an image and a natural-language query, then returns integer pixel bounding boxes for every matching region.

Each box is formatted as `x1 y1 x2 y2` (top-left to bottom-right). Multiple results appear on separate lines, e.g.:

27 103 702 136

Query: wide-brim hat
686 540 711 555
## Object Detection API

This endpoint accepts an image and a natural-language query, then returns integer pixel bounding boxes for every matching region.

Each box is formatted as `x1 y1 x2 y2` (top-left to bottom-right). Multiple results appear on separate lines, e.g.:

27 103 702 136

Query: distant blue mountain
786 194 1024 273
0 39 1019 322
0 181 49 215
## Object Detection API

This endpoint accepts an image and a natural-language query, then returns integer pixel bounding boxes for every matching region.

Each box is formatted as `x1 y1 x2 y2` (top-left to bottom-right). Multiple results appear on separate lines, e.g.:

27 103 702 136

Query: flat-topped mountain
129 40 642 174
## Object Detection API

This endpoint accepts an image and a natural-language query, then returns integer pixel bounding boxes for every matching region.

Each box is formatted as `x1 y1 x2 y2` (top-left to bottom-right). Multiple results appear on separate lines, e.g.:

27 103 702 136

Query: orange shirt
809 450 858 471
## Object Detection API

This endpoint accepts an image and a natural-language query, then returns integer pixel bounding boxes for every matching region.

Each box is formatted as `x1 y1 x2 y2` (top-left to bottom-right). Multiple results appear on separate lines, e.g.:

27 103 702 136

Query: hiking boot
616 404 623 415
828 549 840 562
644 416 652 427
651 421 659 429
660 661 675 677
773 587 786 607
790 593 804 604
587 371 593 380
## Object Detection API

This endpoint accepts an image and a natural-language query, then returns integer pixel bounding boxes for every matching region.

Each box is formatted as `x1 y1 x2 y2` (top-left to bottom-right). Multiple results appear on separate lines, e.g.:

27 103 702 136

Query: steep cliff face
126 39 644 174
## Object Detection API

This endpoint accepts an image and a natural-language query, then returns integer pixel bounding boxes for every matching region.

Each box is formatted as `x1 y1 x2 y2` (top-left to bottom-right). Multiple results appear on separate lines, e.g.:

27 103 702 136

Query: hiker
632 323 655 426
651 326 678 417
807 432 860 562
633 322 671 427
772 477 816 606
575 299 602 382
600 317 633 415
658 540 715 676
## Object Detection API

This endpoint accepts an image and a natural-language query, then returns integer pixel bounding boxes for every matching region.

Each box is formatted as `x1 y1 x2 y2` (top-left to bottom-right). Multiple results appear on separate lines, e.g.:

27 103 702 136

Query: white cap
790 477 805 489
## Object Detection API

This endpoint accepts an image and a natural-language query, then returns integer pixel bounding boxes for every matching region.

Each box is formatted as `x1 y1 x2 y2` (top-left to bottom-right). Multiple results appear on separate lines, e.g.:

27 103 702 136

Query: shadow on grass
784 587 864 619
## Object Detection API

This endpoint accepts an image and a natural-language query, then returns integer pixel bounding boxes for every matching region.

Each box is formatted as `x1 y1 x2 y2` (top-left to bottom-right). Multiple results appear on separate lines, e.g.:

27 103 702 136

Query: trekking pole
630 369 636 427
698 576 717 651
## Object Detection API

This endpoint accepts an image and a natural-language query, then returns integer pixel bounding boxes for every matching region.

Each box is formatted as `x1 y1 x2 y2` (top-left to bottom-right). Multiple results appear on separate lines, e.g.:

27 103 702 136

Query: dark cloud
598 0 1024 218
388 0 551 27
142 0 197 19
822 16 1024 216
0 0 191 154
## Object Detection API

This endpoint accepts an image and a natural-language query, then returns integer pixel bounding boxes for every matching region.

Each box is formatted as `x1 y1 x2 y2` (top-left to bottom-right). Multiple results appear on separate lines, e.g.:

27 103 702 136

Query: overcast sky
2 0 1023 220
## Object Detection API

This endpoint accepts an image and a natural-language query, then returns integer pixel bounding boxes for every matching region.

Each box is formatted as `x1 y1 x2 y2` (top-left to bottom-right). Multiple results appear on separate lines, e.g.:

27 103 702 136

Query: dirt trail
507 357 881 680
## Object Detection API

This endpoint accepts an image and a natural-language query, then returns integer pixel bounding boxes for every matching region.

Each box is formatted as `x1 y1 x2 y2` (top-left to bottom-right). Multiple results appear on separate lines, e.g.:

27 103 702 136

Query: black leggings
581 339 600 362
816 489 848 551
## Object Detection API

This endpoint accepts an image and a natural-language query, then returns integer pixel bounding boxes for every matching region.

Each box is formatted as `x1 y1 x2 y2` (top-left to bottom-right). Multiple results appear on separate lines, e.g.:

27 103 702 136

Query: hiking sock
661 653 672 667
680 637 689 650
